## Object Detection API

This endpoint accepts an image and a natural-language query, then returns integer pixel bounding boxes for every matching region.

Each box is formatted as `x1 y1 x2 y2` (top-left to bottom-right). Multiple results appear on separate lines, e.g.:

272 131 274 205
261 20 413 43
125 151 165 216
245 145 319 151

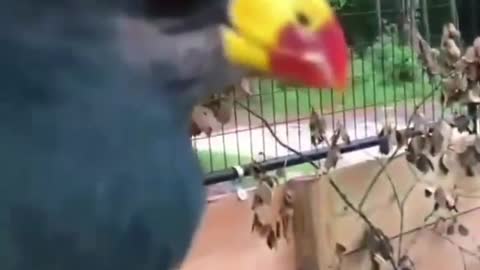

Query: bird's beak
221 0 349 91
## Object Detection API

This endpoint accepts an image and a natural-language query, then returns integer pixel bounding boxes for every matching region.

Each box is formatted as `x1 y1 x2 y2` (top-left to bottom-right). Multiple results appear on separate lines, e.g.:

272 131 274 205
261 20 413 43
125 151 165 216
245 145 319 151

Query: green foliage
329 0 349 9
353 33 425 87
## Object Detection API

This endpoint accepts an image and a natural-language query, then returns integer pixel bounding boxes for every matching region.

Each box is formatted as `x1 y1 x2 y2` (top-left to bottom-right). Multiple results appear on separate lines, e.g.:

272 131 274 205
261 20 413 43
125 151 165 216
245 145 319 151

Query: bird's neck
147 25 246 106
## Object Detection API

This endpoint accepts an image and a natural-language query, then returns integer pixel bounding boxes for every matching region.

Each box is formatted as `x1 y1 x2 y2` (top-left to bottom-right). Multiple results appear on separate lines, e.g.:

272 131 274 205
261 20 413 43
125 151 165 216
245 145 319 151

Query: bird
0 0 349 270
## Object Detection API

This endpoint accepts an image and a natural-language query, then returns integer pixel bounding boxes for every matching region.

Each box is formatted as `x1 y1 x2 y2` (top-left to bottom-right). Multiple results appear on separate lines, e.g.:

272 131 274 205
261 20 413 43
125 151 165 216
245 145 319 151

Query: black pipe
203 135 382 186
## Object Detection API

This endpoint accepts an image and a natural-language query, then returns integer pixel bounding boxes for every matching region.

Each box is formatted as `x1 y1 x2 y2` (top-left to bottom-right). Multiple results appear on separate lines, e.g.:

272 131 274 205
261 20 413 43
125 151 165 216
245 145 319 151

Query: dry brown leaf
444 38 461 61
190 78 256 136
395 130 407 148
336 121 351 145
378 136 391 155
466 65 479 81
446 223 455 235
309 108 327 146
410 135 428 154
237 77 257 96
438 154 450 175
250 160 267 180
366 228 394 263
378 123 397 155
212 93 233 124
452 113 471 133
429 119 452 156
463 46 476 63
190 122 202 137
446 23 461 39
433 187 457 212
457 145 480 171
325 145 341 171
419 23 480 109
459 87 480 103
411 111 428 132
415 154 434 174
255 182 273 206
458 224 470 236
251 180 295 248
191 105 217 136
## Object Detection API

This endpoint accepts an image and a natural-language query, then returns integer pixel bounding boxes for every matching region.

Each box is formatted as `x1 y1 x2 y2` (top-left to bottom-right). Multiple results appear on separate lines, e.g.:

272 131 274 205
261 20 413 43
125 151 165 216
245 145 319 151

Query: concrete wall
181 155 480 270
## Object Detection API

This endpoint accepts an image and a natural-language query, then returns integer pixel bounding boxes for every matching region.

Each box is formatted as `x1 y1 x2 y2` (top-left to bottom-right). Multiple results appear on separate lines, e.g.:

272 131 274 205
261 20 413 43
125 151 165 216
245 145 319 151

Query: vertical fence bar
258 79 267 157
270 80 279 157
246 83 254 159
295 88 302 152
283 84 290 154
391 21 399 127
377 0 388 124
408 0 417 110
361 54 368 137
350 49 358 139
370 42 379 131
232 85 242 166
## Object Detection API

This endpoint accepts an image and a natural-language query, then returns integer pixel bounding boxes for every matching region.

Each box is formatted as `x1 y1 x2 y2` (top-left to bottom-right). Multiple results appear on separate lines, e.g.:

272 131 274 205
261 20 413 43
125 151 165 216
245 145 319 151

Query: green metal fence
193 0 475 183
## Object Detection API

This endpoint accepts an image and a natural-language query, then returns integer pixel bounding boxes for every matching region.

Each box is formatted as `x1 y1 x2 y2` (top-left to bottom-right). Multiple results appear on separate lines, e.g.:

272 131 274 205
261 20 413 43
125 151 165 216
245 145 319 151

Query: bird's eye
296 12 310 27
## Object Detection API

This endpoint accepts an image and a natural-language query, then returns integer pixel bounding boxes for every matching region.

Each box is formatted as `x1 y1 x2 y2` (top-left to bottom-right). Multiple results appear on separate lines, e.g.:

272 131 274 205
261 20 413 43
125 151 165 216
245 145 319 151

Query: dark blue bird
0 0 348 269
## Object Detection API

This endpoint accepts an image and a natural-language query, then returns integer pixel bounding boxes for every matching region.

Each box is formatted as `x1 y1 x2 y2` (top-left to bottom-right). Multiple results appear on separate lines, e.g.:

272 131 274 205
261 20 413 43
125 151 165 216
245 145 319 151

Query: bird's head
220 0 349 90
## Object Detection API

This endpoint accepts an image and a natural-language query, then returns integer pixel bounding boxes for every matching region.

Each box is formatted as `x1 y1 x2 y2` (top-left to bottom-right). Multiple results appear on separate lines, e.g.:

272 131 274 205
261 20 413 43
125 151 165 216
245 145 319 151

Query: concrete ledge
183 155 480 270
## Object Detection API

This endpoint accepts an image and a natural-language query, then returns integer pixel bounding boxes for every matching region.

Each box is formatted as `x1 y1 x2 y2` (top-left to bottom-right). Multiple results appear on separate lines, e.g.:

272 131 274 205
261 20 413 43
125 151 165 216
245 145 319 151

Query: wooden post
290 176 337 270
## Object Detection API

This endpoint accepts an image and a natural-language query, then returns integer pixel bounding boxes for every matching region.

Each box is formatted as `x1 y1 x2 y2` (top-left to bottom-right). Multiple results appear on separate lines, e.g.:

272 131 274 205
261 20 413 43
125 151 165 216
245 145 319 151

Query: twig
371 157 403 262
388 172 406 263
235 101 367 221
356 20 446 211
327 175 398 270
235 100 398 270
430 230 480 261
397 183 417 258
371 156 418 262
345 205 480 256
460 248 468 270
234 101 319 170
358 83 438 211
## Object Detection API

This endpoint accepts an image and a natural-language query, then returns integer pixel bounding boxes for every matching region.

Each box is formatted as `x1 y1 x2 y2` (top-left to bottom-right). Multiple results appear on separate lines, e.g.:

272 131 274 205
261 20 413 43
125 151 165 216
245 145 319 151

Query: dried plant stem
358 86 437 211
234 101 319 170
372 156 418 262
397 183 417 259
430 230 480 261
460 249 468 270
235 100 398 270
346 205 480 256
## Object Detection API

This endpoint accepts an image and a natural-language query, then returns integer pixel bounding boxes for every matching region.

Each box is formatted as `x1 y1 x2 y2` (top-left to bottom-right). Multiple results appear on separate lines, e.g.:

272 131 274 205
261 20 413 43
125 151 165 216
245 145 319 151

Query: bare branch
236 100 399 269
